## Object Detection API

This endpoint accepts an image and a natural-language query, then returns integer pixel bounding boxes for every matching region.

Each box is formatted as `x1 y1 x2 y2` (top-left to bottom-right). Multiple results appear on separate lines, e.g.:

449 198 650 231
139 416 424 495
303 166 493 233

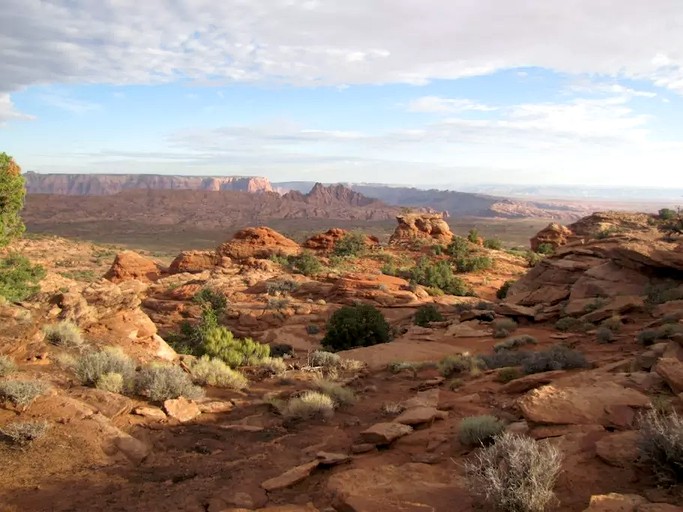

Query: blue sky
2 1 683 188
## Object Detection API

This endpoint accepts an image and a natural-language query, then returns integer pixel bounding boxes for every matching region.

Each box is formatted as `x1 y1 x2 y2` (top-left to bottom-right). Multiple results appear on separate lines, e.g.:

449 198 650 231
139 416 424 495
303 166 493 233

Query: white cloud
38 91 101 113
407 97 496 114
1 0 683 95
0 94 34 124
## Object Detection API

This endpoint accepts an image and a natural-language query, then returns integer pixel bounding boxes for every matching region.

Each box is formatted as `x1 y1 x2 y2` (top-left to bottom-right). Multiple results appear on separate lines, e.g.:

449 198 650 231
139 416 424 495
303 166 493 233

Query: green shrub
554 317 591 333
96 372 124 393
266 279 298 296
446 236 471 258
596 327 615 344
600 316 622 332
438 353 484 378
467 228 480 244
596 226 621 239
521 345 588 374
73 348 135 390
306 324 320 335
480 350 532 369
193 288 228 312
0 153 26 248
0 380 48 408
525 250 545 267
453 254 493 273
496 367 522 383
465 432 562 512
659 208 678 221
458 415 505 446
494 335 537 352
496 280 515 300
314 379 356 406
270 343 294 357
638 323 683 346
0 355 16 377
414 304 444 327
408 257 473 296
333 232 367 257
309 350 341 368
535 243 555 255
492 318 518 338
190 356 248 389
483 238 502 250
646 283 683 305
202 325 270 367
282 391 335 420
42 321 83 348
136 364 204 402
1 420 49 446
638 409 683 484
637 329 659 346
0 254 46 302
322 303 391 351
256 356 288 376
288 251 323 276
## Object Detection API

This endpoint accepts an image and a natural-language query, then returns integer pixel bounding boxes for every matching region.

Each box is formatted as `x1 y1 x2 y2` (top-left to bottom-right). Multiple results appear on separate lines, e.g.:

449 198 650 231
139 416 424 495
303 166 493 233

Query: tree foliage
0 153 26 248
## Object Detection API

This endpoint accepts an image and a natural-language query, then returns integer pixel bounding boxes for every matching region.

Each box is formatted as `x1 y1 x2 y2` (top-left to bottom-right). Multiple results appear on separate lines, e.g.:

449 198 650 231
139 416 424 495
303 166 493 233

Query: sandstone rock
133 405 167 421
595 430 639 467
389 213 453 245
316 451 351 466
582 493 647 512
198 400 235 414
518 383 650 427
360 423 413 445
217 227 301 261
495 303 537 318
351 443 376 454
169 250 220 273
531 223 574 252
260 460 319 491
394 406 444 426
638 505 683 512
71 388 132 419
104 250 163 283
91 413 149 464
655 358 683 393
500 371 567 394
164 397 201 422
402 389 440 409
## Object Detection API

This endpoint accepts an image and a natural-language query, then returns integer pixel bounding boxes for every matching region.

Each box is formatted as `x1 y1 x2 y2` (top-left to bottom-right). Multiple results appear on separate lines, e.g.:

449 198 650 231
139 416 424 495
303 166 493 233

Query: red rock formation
303 229 379 252
530 223 574 252
389 213 453 245
104 251 164 283
168 250 221 274
216 227 301 261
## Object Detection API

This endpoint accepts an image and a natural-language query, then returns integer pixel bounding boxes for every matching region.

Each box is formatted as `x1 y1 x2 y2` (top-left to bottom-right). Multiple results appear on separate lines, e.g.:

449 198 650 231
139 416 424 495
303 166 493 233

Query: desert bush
521 345 589 374
202 325 270 367
42 321 83 348
270 343 294 357
638 323 683 346
448 378 464 390
0 153 26 248
0 355 16 377
266 279 298 296
414 304 444 327
480 350 532 370
282 391 335 420
637 329 659 346
322 303 391 351
309 350 341 368
459 415 505 446
256 356 288 376
288 251 323 276
535 243 555 255
333 232 367 257
306 324 320 335
408 257 474 296
492 318 518 338
596 327 615 344
0 380 48 408
484 238 503 250
136 364 204 402
446 236 471 258
315 379 356 406
193 288 228 312
496 367 523 383
266 297 291 311
647 283 683 305
453 254 493 273
659 208 678 221
96 372 124 393
467 228 480 244
494 335 537 352
596 226 621 239
381 401 405 415
438 353 484 378
638 409 683 484
73 348 135 390
496 280 515 300
1 420 49 446
0 254 46 302
554 317 591 333
465 432 562 512
600 316 622 332
525 250 545 267
190 356 248 389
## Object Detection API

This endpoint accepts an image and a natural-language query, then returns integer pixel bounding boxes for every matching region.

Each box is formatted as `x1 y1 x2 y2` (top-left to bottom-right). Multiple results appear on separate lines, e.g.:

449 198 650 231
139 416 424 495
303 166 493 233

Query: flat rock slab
360 422 413 445
582 493 648 511
261 460 320 492
402 389 439 409
394 407 445 426
132 405 167 421
595 431 639 468
337 340 463 370
72 388 132 419
518 383 650 427
224 504 319 512
501 371 567 394
316 451 351 466
198 400 235 414
164 397 201 422
221 424 264 432
655 358 683 393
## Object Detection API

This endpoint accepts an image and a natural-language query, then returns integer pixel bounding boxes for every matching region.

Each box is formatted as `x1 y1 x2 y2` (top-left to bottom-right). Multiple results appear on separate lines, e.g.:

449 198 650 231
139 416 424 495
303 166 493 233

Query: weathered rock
495 303 537 319
518 383 650 427
164 397 201 422
655 358 683 393
260 460 319 491
582 493 647 512
389 213 453 245
71 388 132 418
104 250 163 283
169 250 220 273
198 400 235 414
217 227 301 261
351 443 376 454
638 505 683 512
132 405 167 421
531 223 574 252
402 389 440 409
360 422 413 445
595 430 639 467
394 407 445 426
316 451 351 466
501 371 567 394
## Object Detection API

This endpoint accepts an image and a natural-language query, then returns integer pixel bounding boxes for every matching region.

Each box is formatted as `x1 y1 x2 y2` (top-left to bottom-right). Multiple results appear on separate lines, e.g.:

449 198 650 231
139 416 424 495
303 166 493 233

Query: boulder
595 430 639 467
389 213 453 245
654 358 683 393
169 250 220 273
260 460 319 491
360 422 413 445
104 250 163 283
216 227 301 261
163 397 201 422
530 223 574 252
582 493 648 512
394 406 445 426
303 228 379 253
132 406 167 421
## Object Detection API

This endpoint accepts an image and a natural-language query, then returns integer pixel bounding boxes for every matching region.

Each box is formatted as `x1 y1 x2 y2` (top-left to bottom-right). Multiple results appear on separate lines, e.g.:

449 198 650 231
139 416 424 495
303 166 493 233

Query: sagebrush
136 364 204 402
190 356 248 389
638 409 683 484
459 415 505 446
43 321 83 348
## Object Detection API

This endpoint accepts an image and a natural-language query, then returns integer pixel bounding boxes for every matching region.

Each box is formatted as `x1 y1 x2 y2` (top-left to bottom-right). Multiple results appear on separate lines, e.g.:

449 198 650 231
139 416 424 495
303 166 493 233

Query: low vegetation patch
414 304 444 327
43 321 83 348
494 335 537 352
535 243 555 255
96 372 124 393
0 253 46 302
136 364 204 402
554 316 592 333
0 380 48 408
190 356 248 389
309 350 341 368
453 254 493 273
314 379 356 406
332 232 367 258
282 391 335 420
637 323 683 346
407 257 474 296
465 432 562 512
496 280 515 300
0 355 16 378
193 288 228 312
521 345 589 374
458 415 505 446
202 323 270 367
255 356 288 376
322 303 391 351
646 282 683 305
495 367 523 383
1 420 49 446
288 251 323 276
492 318 518 338
480 350 531 370
438 353 484 378
266 279 298 296
73 348 135 391
638 409 683 485
483 238 503 250
596 327 615 344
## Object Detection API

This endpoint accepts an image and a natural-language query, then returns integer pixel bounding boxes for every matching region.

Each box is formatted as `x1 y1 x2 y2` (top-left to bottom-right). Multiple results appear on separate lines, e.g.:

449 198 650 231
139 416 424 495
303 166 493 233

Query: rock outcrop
302 228 380 253
216 227 301 261
530 222 574 252
104 251 164 283
169 250 222 274
389 213 454 245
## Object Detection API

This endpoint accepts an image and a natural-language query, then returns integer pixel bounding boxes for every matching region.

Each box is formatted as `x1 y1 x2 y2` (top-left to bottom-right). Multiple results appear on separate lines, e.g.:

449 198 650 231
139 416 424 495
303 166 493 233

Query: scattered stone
198 400 235 414
72 388 132 419
402 389 440 409
394 407 445 426
164 397 201 422
133 405 167 421
351 443 376 454
316 451 351 466
595 431 639 468
500 371 567 394
654 358 683 393
506 421 530 435
104 250 163 283
260 460 320 492
582 493 647 511
169 250 219 273
360 422 413 445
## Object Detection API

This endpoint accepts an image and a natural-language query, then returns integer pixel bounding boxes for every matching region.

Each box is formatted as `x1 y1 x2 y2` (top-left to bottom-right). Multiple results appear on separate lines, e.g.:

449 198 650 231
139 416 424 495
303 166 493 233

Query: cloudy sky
2 0 683 188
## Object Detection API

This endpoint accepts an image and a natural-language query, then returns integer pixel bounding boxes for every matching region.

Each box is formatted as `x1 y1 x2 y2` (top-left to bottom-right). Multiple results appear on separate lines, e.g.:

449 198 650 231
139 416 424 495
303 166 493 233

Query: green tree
0 153 26 247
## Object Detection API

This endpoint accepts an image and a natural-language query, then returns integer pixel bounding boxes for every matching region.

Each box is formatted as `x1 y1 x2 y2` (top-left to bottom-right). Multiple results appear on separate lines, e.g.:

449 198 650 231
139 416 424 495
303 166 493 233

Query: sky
2 1 683 188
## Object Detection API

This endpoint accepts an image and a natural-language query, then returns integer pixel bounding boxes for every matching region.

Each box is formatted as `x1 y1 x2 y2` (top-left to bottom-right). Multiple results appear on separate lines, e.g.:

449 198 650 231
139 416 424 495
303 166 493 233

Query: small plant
535 243 555 255
309 350 341 368
521 345 589 374
315 379 356 406
408 257 474 296
322 303 391 351
494 335 537 352
270 343 294 357
446 236 471 258
306 324 321 335
202 325 270 367
496 367 523 383
453 254 494 273
190 356 248 389
381 402 405 415
483 238 502 250
332 232 367 258
458 415 505 446
266 279 298 296
480 350 532 369
638 323 683 346
96 372 124 393
583 297 607 313
637 329 659 346
646 283 683 305
266 297 291 311
0 380 48 408
193 288 228 312
496 280 515 300
1 420 49 446
0 355 16 377
414 304 444 327
136 364 204 402
465 432 562 512
638 409 683 484
554 317 590 333
467 228 480 244
596 327 615 344
595 226 621 239
438 353 484 378
600 316 622 332
492 318 518 338
448 378 464 390
256 356 288 376
525 250 545 267
288 251 323 276
42 321 83 348
282 391 335 420
659 208 678 221
73 348 135 390
0 254 46 302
